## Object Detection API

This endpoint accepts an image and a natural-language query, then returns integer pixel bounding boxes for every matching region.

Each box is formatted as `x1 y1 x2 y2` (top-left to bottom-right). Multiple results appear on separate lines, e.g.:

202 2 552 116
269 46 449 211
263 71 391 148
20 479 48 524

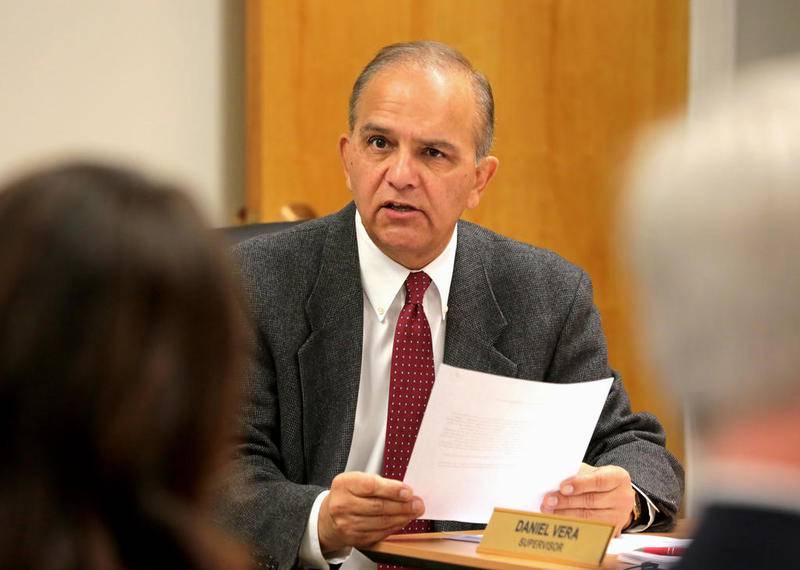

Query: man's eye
423 147 445 159
368 136 389 149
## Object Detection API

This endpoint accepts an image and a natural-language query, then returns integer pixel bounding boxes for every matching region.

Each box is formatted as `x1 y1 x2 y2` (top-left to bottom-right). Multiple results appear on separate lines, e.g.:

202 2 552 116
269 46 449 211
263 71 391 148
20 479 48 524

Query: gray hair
348 41 494 161
625 56 800 433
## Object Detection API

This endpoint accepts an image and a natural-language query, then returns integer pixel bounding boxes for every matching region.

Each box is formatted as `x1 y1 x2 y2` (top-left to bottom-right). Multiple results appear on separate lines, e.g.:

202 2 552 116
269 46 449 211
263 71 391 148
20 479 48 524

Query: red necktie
382 271 435 537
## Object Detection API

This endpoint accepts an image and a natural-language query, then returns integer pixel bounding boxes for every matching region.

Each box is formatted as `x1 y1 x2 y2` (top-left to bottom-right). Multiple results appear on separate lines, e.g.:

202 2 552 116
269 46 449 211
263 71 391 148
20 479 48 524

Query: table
361 523 691 570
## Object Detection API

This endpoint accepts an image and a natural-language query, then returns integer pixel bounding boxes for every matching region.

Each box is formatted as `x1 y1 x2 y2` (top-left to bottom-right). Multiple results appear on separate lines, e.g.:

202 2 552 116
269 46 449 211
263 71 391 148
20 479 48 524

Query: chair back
220 221 303 245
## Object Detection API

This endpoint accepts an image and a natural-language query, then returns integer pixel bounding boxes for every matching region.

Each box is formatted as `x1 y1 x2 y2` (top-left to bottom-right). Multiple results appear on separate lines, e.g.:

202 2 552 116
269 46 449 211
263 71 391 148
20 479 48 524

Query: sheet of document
403 364 613 523
611 536 692 569
606 535 692 554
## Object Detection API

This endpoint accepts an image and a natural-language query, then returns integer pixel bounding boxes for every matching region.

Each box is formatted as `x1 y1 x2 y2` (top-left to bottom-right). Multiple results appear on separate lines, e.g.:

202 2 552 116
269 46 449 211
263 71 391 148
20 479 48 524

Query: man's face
339 64 498 269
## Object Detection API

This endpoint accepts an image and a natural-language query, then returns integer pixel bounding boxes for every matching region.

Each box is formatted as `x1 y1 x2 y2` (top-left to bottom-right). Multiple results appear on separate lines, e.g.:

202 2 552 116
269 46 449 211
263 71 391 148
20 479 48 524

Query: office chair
220 220 304 245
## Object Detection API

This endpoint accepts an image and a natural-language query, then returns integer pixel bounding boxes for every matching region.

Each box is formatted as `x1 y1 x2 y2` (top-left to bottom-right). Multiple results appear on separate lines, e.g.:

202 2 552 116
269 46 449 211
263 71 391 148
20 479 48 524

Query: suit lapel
297 204 363 483
444 224 517 377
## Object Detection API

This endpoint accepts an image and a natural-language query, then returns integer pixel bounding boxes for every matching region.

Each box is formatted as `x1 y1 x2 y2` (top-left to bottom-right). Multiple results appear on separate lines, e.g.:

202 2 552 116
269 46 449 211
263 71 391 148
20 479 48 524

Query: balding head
348 41 494 161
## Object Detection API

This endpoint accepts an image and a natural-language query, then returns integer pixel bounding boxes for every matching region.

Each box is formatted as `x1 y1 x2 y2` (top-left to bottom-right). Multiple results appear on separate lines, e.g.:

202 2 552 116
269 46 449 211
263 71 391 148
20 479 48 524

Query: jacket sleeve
217 327 326 569
546 270 684 530
213 234 330 570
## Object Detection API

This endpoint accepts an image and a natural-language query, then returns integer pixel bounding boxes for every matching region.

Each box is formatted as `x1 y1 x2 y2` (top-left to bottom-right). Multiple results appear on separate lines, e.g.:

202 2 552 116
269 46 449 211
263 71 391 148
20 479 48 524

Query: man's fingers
541 465 636 538
541 490 629 512
323 505 424 548
369 496 425 516
348 495 425 517
334 472 413 500
321 472 425 553
327 487 424 519
559 465 630 495
329 472 423 518
347 513 423 533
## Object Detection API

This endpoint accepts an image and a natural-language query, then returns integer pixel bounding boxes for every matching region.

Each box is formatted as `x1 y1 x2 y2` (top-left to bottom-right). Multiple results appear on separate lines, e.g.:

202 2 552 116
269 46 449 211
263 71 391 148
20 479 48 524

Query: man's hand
318 472 425 554
540 463 635 537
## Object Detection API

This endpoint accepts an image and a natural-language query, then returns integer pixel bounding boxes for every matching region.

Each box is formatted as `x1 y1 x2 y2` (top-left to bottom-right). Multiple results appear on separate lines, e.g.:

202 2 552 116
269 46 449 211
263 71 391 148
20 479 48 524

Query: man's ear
339 134 353 191
466 155 499 209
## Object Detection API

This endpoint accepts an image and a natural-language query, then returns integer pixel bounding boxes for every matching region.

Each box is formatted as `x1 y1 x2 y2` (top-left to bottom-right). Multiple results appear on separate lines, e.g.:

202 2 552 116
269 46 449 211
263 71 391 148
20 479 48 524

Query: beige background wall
0 0 243 226
2 1 797 225
690 0 800 109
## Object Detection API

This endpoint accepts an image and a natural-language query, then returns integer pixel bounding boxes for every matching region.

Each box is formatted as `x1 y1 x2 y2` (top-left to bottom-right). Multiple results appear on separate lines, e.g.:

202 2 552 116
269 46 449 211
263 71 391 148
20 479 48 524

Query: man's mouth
382 201 417 212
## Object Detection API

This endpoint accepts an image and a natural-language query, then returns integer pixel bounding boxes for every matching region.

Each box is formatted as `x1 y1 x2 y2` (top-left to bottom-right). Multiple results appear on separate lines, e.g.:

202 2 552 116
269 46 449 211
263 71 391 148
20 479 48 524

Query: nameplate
476 508 614 568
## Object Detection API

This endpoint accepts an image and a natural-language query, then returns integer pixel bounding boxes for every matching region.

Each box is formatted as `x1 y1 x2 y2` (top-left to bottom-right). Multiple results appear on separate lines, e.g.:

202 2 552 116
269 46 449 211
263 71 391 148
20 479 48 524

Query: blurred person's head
625 57 800 446
0 162 251 569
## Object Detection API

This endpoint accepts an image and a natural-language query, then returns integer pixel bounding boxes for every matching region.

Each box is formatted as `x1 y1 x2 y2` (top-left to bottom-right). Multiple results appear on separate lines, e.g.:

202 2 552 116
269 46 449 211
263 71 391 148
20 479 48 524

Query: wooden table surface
361 522 691 570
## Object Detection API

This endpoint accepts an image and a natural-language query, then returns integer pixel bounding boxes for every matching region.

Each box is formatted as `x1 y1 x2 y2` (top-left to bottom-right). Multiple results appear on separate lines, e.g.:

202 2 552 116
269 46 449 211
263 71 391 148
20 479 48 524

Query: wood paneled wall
246 0 689 462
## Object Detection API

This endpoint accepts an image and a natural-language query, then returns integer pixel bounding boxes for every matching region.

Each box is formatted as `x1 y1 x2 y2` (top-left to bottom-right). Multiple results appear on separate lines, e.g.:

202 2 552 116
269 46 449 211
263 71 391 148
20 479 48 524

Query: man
222 41 682 569
626 57 800 570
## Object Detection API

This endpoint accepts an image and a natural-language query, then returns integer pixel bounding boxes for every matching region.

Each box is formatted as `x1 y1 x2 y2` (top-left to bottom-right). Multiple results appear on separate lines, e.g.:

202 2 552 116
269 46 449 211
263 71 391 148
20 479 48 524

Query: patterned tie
382 271 435 538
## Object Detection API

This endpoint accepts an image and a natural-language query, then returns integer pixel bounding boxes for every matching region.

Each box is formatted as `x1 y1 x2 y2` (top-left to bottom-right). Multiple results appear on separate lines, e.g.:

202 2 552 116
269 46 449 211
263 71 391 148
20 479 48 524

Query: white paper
403 364 613 523
606 535 692 555
611 536 692 569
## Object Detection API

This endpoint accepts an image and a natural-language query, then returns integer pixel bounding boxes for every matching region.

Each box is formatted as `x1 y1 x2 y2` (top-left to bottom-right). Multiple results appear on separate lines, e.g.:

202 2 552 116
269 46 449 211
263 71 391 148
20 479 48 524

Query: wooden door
246 0 689 462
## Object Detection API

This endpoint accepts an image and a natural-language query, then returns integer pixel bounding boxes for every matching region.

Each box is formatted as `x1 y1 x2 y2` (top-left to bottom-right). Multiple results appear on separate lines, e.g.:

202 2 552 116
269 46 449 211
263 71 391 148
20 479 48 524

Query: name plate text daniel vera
476 508 614 568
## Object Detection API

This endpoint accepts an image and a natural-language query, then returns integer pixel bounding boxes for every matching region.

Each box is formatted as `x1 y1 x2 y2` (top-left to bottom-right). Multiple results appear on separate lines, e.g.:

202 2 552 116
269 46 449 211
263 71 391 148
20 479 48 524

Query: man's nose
385 149 420 191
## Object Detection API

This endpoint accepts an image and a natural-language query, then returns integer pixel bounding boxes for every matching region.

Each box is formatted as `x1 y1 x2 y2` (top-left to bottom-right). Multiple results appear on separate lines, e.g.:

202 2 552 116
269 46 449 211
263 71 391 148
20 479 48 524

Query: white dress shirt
299 211 457 569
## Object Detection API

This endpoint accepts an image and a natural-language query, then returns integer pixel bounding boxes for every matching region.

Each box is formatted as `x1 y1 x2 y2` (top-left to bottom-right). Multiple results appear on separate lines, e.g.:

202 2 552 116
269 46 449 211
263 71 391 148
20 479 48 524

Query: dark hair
348 40 495 160
0 162 251 569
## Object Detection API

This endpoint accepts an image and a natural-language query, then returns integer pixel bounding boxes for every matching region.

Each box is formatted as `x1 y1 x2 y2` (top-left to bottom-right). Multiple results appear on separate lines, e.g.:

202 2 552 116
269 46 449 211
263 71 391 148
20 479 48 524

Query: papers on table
387 532 692 561
442 534 483 544
610 535 692 568
403 364 613 523
606 534 692 555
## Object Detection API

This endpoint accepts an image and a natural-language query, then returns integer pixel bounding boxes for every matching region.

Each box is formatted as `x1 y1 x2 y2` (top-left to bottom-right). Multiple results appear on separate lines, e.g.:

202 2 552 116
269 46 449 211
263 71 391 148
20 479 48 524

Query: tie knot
405 271 431 305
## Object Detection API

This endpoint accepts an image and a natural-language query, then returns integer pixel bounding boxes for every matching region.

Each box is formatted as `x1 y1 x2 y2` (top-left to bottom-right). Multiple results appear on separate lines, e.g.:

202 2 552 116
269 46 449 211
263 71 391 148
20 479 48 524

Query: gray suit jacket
219 203 683 569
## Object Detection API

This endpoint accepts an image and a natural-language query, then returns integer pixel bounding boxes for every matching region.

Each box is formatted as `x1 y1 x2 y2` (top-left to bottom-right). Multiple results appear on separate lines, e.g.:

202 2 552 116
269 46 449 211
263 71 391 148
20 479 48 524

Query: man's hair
625 56 800 432
348 40 495 160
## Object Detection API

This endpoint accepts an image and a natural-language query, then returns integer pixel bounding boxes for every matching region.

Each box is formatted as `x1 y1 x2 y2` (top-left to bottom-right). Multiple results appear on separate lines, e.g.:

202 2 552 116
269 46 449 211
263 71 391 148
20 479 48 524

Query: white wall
689 0 800 112
689 0 736 117
737 0 800 67
2 1 796 226
0 1 243 226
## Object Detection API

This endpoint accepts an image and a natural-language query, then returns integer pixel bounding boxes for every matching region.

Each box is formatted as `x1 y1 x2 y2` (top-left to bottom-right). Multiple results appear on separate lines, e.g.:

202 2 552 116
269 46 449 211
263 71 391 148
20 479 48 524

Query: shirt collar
355 209 457 323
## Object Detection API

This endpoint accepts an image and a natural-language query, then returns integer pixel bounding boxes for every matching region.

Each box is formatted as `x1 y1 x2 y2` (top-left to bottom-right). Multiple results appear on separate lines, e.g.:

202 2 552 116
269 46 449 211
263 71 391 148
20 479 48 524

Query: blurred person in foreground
626 57 800 569
0 162 261 570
